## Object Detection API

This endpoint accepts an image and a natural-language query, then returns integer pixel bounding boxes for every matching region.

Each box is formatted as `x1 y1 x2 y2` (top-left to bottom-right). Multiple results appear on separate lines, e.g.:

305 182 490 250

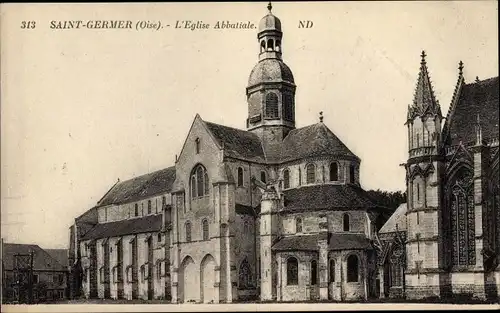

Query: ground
14 296 497 305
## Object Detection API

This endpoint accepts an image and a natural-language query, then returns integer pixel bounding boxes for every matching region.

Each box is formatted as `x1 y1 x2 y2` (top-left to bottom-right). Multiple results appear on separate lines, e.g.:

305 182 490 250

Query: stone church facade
377 53 499 300
67 4 500 303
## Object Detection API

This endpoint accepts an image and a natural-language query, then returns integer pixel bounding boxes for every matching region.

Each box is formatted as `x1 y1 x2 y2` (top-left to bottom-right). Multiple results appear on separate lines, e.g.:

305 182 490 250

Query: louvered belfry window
265 92 279 119
283 93 294 121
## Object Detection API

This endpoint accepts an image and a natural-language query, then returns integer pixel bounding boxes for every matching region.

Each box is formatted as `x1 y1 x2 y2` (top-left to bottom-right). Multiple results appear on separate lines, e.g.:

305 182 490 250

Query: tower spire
267 1 272 13
409 50 442 119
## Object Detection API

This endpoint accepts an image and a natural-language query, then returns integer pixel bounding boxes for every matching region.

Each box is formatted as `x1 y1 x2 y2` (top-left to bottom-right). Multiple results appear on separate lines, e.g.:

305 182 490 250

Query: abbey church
68 4 500 302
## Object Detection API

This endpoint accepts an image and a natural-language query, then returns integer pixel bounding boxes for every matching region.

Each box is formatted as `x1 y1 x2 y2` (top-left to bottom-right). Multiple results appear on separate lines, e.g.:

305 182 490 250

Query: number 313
21 21 36 29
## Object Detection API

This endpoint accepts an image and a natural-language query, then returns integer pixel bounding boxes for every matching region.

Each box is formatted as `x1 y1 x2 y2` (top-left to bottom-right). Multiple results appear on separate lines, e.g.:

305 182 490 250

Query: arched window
243 221 249 234
306 164 316 184
329 259 335 282
265 92 279 119
330 162 339 181
276 40 281 52
286 257 298 285
267 39 274 51
162 196 166 209
283 169 290 189
260 40 266 53
191 164 209 198
204 172 209 195
185 221 192 242
310 260 318 285
157 233 162 242
239 259 253 289
298 168 302 186
134 204 138 217
202 219 209 241
191 176 196 198
195 138 200 154
237 167 244 187
260 171 266 184
416 182 420 202
343 214 350 232
147 200 152 214
448 167 475 266
389 246 403 287
196 166 204 197
350 165 356 184
296 217 303 233
347 254 359 282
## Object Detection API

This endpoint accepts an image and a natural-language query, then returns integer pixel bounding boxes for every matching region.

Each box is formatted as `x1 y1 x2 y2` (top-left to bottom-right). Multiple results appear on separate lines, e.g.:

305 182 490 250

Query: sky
1 1 498 249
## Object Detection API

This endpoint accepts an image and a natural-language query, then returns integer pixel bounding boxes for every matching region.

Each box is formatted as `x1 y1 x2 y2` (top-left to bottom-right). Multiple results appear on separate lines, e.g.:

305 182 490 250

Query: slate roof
2 243 67 272
204 121 266 162
248 59 294 87
272 233 372 251
379 203 408 234
80 214 162 241
97 166 176 207
328 233 372 250
280 123 359 163
446 76 499 146
258 10 282 33
45 249 68 268
235 203 261 216
272 233 326 251
282 184 378 212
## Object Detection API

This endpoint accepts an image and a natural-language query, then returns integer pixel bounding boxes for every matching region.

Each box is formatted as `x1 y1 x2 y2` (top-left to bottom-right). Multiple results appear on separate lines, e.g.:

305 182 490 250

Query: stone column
214 266 220 303
472 139 486 299
276 254 282 301
318 230 329 300
378 265 385 298
170 192 181 303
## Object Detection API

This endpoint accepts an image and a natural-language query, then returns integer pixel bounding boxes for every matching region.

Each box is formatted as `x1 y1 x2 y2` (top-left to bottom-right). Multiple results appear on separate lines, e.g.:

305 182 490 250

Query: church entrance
179 256 199 303
200 254 216 303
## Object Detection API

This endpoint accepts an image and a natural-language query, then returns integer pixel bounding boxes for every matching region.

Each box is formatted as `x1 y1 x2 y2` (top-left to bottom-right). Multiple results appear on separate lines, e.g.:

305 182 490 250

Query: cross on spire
319 111 324 123
458 60 464 76
420 50 427 65
267 1 272 13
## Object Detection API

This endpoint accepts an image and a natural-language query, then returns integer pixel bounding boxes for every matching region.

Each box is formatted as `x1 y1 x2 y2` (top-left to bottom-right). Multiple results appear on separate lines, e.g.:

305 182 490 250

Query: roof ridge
465 75 499 86
442 62 466 144
113 166 176 186
205 120 254 135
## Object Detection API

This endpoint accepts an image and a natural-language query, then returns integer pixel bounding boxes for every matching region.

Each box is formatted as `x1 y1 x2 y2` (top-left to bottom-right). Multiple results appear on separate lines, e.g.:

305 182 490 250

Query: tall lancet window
191 164 209 198
265 92 279 119
447 167 475 266
306 163 316 184
283 169 290 189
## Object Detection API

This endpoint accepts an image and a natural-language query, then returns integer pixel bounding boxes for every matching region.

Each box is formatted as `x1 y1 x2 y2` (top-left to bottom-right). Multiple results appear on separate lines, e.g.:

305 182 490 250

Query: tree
366 189 407 230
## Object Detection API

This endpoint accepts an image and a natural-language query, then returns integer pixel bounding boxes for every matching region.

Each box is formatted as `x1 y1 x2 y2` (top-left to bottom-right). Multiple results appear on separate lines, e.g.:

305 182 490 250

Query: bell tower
404 51 446 299
246 3 296 161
